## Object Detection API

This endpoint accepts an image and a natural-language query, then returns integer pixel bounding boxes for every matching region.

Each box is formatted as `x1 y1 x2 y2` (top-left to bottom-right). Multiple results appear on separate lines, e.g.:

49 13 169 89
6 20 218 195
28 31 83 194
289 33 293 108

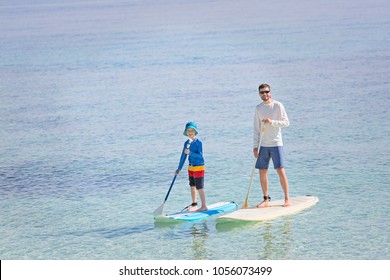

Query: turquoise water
0 0 389 260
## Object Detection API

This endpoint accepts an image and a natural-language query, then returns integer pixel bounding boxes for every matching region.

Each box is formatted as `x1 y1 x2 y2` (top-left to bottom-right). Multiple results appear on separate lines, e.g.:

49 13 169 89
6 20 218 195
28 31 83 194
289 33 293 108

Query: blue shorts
255 146 285 169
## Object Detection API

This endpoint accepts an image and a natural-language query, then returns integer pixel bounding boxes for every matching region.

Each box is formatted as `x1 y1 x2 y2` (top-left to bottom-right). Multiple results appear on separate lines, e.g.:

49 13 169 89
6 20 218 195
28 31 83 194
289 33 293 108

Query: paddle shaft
164 139 192 202
154 139 192 215
164 175 177 202
243 125 265 208
153 174 177 215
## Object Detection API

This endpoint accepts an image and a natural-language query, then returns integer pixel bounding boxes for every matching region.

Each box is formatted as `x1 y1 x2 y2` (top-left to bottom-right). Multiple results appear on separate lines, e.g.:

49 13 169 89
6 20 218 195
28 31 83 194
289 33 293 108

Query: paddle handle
186 139 192 149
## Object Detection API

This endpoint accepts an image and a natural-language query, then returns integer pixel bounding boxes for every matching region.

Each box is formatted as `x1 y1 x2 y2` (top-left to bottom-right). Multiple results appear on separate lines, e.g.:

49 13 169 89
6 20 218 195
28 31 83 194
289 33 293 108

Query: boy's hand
184 148 190 155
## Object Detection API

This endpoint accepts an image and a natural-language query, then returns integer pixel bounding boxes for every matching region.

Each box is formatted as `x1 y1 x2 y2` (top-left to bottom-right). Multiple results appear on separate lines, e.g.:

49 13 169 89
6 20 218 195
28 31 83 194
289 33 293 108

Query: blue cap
183 121 198 136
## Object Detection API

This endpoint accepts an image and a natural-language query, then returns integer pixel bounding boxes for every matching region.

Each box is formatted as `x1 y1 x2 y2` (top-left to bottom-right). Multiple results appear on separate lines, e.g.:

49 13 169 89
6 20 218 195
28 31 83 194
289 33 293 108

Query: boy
175 122 208 211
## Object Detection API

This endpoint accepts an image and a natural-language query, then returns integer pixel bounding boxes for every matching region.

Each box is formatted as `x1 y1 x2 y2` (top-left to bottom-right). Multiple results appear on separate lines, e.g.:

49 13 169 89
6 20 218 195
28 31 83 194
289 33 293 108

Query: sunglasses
259 90 270 94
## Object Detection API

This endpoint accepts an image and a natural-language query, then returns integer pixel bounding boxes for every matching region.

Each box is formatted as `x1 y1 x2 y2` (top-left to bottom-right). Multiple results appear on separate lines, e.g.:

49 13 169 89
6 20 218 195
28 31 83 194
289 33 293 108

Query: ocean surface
0 0 389 260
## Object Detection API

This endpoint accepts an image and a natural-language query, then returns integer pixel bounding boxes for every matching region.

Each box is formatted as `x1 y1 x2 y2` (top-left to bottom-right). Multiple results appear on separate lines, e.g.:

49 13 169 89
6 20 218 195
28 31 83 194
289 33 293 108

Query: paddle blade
153 203 165 216
241 198 249 209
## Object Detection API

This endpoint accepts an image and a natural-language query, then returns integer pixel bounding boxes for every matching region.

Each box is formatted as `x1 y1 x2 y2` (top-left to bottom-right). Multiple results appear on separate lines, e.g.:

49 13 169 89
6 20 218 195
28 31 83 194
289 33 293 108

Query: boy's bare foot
283 199 290 207
196 207 208 212
188 206 198 212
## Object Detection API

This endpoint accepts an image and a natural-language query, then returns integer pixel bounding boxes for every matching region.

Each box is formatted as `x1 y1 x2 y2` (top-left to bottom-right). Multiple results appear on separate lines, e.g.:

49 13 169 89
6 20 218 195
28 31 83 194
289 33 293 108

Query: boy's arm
189 140 203 162
176 143 188 174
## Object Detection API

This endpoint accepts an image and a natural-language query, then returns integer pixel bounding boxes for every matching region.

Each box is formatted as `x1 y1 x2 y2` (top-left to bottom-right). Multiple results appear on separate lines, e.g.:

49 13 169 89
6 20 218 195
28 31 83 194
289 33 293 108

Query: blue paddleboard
155 201 238 222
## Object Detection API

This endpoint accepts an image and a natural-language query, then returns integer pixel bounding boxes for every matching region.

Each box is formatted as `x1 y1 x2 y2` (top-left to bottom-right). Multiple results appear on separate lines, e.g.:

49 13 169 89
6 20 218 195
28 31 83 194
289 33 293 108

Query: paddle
153 175 177 216
153 139 192 216
242 125 265 208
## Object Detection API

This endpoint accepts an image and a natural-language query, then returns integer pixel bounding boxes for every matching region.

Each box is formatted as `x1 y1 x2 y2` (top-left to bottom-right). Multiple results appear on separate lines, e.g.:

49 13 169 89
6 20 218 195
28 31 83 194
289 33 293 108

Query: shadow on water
257 219 293 260
60 223 156 239
153 218 210 236
188 222 210 259
154 219 211 259
153 219 186 229
57 218 210 241
215 220 262 232
216 217 294 259
42 220 205 241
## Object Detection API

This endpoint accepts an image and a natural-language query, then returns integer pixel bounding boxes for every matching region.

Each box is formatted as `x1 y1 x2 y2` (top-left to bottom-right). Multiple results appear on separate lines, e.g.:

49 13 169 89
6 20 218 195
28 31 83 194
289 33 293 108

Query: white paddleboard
155 201 238 222
217 195 319 222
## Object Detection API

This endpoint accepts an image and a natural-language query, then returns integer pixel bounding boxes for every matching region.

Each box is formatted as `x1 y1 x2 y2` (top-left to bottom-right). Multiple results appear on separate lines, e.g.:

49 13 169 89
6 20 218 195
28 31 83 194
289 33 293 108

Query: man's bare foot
283 199 290 207
256 200 269 208
196 207 208 212
257 195 271 208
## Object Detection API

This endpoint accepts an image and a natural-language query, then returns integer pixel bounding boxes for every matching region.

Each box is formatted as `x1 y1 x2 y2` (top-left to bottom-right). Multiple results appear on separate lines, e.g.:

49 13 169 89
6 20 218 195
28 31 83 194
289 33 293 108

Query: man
253 84 290 207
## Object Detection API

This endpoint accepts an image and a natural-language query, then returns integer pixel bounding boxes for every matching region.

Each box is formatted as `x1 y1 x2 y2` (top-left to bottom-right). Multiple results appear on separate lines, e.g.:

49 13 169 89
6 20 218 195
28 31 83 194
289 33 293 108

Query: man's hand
262 118 272 124
253 148 259 158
